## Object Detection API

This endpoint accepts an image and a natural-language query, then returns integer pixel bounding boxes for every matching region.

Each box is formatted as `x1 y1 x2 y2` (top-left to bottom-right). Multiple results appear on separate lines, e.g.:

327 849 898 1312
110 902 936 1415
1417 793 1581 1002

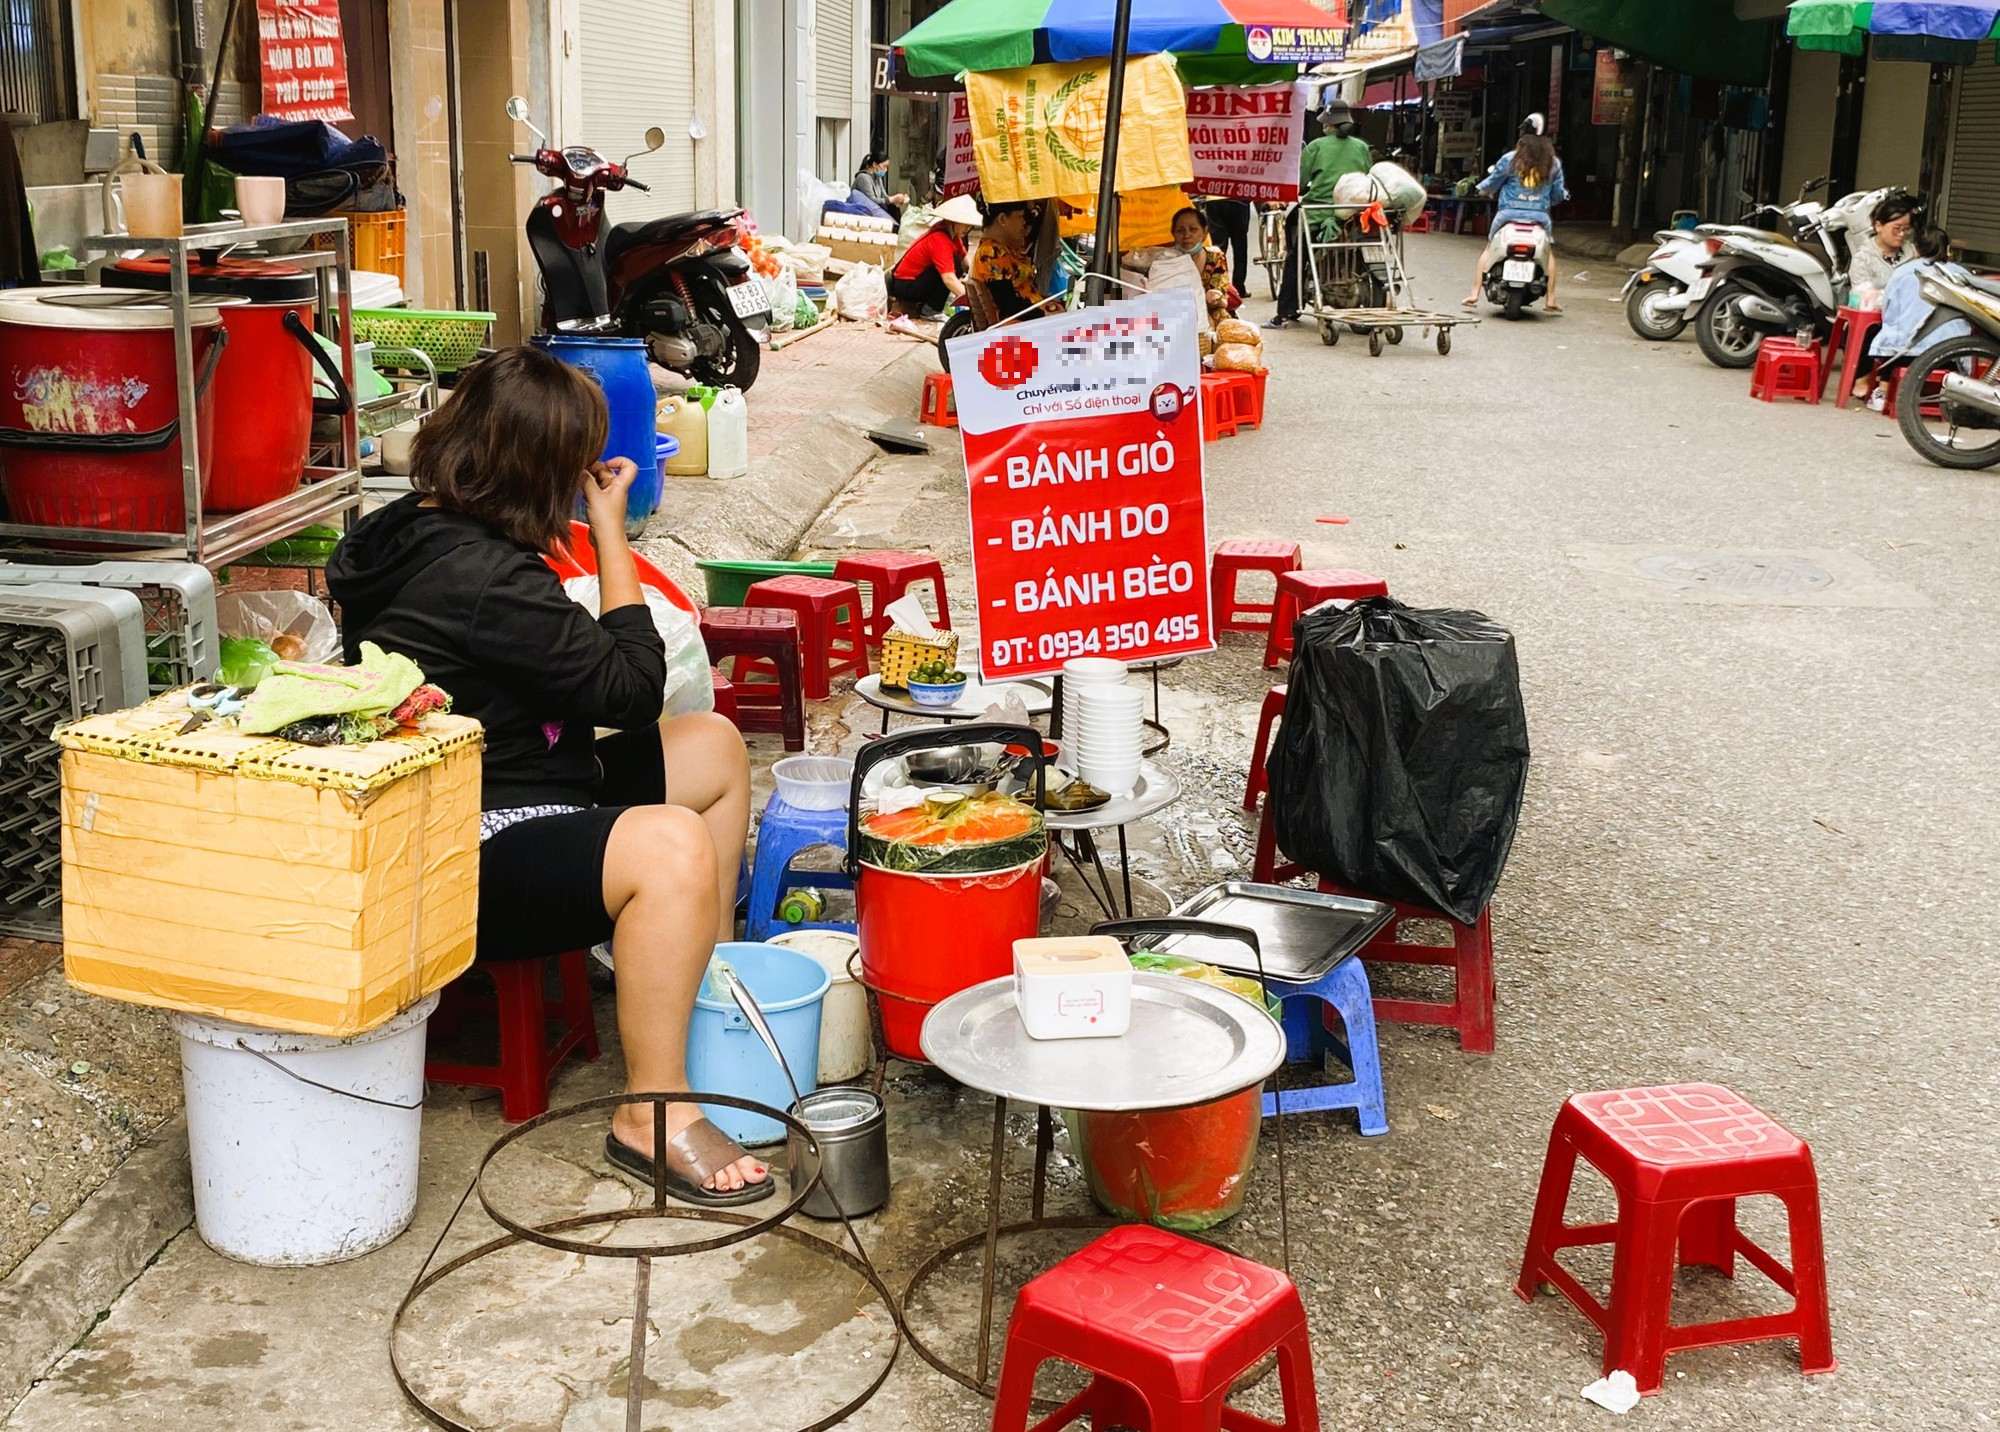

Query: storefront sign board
1591 49 1633 127
947 290 1215 680
256 0 354 123
1186 82 1307 202
943 93 980 198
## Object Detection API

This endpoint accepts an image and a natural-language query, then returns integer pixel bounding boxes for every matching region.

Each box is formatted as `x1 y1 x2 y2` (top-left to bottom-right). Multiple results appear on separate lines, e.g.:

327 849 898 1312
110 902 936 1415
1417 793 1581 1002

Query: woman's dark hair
1513 133 1556 188
1171 206 1208 231
1914 224 1951 260
861 151 886 169
409 345 608 552
1872 192 1921 228
984 199 1039 224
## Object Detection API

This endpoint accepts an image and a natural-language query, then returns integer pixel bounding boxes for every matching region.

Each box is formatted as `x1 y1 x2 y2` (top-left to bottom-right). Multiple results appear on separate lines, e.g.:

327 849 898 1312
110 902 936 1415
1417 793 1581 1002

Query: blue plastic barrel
686 941 830 1146
532 334 661 537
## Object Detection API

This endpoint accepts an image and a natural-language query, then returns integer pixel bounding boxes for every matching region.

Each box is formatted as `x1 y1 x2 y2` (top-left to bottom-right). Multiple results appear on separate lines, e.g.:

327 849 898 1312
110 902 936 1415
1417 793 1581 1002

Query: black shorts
474 727 665 961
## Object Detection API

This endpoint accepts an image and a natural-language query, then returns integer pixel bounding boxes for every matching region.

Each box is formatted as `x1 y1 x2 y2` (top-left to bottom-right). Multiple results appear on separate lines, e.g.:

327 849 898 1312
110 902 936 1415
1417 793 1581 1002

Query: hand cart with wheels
1294 201 1477 357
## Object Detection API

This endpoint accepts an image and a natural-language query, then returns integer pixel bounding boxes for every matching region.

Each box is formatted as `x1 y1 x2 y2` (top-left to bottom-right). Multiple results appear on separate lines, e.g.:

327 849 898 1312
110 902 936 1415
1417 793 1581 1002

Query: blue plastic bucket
687 941 830 1146
532 334 661 536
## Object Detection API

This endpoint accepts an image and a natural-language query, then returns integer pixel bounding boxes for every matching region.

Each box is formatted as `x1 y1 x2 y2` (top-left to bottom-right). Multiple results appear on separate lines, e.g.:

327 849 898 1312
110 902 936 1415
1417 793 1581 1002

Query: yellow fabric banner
967 56 1193 203
1117 186 1190 249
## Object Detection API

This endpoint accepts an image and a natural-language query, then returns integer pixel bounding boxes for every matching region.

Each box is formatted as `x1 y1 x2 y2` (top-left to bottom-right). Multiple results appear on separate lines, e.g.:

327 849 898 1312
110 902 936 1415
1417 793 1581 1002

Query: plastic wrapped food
1369 161 1428 223
1066 1090 1263 1232
1212 342 1263 373
1213 318 1262 349
855 791 1045 875
1127 952 1281 1017
218 636 279 690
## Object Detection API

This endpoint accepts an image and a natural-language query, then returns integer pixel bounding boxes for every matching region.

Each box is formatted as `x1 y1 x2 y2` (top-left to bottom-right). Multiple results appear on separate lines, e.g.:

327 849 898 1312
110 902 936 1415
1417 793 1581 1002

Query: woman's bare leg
601 803 765 1192
658 711 752 945
1544 255 1561 311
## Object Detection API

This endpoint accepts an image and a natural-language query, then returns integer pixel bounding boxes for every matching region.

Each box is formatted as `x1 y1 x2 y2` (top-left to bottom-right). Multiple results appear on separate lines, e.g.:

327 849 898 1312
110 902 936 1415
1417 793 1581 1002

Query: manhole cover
1631 553 1835 595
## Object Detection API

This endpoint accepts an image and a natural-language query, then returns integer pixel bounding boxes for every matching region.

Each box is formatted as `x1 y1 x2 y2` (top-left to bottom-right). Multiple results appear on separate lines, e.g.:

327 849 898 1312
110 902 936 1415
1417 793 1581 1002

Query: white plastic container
1014 936 1133 1040
707 387 749 479
765 930 869 1080
176 995 437 1266
772 754 855 811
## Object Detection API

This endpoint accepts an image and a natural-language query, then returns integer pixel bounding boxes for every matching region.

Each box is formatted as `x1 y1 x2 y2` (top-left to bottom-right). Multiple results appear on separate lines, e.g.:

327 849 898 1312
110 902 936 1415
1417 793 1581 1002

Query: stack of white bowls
1063 658 1144 798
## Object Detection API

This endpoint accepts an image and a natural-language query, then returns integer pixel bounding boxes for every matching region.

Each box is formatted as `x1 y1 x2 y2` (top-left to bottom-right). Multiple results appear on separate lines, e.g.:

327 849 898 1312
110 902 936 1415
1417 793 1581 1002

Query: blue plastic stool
1263 955 1389 1135
745 796 856 942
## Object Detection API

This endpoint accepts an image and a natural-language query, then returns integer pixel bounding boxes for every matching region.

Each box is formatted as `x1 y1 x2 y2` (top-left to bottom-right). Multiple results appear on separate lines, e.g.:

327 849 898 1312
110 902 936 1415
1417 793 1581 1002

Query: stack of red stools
426 950 599 1122
1216 368 1267 429
1198 372 1242 441
1749 336 1824 404
1518 1083 1835 1395
744 574 868 699
833 549 951 644
990 1224 1321 1432
1263 568 1389 668
700 605 807 750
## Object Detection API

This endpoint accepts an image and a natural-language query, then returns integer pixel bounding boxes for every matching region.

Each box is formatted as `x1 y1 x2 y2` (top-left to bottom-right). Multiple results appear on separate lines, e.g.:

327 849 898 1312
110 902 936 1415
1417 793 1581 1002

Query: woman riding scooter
1465 115 1568 312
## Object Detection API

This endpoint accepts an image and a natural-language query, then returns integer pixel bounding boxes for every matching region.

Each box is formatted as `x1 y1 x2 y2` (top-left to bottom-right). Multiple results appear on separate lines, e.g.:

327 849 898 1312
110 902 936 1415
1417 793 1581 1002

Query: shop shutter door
580 0 698 221
1946 43 2000 254
815 0 855 118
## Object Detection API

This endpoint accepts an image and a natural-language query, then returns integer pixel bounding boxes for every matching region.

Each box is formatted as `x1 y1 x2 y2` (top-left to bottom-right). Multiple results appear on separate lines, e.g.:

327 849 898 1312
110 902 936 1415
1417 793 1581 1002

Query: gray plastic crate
0 560 218 694
0 587 147 939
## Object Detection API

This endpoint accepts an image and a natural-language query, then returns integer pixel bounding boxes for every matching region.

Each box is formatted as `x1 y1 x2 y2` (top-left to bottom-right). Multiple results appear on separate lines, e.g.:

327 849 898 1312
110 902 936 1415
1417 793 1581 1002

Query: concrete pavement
8 231 2000 1428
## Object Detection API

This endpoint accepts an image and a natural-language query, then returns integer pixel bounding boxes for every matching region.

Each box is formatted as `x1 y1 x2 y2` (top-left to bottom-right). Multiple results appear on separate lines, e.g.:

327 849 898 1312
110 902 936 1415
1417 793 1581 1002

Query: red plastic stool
1319 879 1494 1053
426 951 600 1122
1243 682 1286 810
1517 1084 1836 1395
833 549 952 643
990 1224 1321 1432
1210 539 1303 634
1198 372 1241 441
710 666 738 723
921 371 958 427
744 575 868 700
1216 369 1266 429
1748 336 1823 404
1263 568 1389 668
700 605 807 750
1822 305 1883 410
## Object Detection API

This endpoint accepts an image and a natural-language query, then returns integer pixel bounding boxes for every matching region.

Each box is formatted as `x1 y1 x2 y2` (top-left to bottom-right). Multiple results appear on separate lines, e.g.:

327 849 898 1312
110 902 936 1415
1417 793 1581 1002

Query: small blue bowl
907 677 968 708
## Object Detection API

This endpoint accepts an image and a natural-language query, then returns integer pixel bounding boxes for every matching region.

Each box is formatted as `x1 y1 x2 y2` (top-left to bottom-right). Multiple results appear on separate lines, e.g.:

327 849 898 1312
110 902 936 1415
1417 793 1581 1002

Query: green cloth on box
239 642 425 735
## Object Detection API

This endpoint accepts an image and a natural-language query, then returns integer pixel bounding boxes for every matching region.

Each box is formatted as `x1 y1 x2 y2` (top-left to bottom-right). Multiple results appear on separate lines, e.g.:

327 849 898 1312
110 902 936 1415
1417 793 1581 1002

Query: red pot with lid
105 256 350 512
0 286 228 534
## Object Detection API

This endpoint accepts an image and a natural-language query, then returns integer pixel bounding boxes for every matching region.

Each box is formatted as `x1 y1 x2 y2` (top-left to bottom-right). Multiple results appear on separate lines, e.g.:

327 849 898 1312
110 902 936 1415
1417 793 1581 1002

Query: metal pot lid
792 1088 883 1132
0 285 228 329
108 256 317 303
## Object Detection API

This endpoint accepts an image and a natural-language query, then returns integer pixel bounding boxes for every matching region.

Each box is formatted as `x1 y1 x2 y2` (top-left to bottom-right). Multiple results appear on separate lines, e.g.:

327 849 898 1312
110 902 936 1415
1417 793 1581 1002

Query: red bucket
0 287 226 533
857 856 1044 1061
106 257 347 511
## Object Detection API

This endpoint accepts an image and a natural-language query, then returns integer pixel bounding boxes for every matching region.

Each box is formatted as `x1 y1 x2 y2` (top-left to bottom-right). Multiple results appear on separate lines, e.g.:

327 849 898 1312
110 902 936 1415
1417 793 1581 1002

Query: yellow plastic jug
657 394 708 476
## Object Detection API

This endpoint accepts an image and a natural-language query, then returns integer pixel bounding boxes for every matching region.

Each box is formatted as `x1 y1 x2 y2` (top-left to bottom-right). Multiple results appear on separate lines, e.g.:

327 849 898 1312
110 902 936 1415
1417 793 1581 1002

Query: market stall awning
1535 0 1779 86
1787 0 1998 58
895 0 1350 83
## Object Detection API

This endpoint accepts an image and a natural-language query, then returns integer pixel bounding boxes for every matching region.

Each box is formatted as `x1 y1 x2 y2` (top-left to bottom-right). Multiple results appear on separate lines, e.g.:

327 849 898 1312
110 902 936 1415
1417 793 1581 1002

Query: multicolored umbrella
1788 0 2000 54
896 0 1349 80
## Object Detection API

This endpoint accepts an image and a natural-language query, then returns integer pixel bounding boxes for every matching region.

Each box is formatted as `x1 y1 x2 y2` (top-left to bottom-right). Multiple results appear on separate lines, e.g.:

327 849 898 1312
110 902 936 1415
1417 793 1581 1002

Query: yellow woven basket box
879 628 961 690
57 697 484 1037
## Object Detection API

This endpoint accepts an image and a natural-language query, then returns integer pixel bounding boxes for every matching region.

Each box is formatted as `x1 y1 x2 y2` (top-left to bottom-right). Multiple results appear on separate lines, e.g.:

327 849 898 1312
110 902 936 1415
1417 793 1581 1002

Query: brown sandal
603 1117 775 1207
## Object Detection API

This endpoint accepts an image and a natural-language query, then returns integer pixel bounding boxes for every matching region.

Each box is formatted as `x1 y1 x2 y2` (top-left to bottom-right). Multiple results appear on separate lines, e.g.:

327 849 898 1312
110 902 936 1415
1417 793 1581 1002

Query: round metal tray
919 972 1284 1112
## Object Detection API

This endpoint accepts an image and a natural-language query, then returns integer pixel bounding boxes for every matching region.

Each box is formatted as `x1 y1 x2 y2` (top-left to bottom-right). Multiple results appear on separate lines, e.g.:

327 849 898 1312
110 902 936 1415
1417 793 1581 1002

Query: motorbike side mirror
506 96 547 144
623 127 667 166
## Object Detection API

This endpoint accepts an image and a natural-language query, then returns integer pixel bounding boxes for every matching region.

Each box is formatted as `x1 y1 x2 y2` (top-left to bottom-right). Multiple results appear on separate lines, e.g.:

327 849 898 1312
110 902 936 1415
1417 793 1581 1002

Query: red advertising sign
942 93 979 198
947 291 1215 681
256 0 354 123
1186 83 1307 203
1590 49 1632 128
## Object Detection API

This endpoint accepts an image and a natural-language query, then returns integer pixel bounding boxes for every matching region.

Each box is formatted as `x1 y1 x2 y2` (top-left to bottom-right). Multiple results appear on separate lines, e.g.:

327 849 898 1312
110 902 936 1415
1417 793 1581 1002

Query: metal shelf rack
0 219 365 569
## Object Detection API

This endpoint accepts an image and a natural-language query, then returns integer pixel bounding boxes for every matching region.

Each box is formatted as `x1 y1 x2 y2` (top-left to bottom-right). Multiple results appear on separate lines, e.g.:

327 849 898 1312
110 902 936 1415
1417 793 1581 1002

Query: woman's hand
583 457 638 535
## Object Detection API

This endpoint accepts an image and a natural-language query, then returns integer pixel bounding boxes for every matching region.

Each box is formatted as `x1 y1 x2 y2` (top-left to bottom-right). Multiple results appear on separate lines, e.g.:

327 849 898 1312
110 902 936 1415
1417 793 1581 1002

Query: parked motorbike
1620 181 1832 341
1894 265 2000 470
1687 186 1891 369
1478 220 1551 319
506 96 767 390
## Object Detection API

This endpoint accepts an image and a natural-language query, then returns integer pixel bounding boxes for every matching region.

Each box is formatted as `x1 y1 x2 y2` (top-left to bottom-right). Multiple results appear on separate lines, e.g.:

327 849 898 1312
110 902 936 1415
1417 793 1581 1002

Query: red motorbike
507 96 766 390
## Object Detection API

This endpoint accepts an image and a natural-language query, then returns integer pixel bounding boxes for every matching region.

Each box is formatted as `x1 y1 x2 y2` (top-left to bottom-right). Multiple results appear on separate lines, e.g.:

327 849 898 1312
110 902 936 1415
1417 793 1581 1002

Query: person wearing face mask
1268 98 1373 329
853 152 909 223
1849 192 1919 308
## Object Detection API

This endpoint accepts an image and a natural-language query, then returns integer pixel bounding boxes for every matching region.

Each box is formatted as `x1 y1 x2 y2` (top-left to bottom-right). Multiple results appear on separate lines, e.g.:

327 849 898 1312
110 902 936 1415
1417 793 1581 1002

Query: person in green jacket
1270 99 1374 328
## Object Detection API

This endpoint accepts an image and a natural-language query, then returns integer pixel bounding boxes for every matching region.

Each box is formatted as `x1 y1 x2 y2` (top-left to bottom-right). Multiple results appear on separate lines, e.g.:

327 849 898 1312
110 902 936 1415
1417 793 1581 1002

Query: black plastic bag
1269 597 1529 924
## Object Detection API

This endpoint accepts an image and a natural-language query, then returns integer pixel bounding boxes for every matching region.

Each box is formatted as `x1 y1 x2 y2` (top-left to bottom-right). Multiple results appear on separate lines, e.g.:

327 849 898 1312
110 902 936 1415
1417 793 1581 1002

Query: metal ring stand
390 1091 905 1432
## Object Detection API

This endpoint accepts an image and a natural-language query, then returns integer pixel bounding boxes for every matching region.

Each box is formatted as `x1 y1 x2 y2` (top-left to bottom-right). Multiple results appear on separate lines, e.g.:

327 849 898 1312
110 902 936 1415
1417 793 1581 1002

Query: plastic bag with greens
218 636 280 689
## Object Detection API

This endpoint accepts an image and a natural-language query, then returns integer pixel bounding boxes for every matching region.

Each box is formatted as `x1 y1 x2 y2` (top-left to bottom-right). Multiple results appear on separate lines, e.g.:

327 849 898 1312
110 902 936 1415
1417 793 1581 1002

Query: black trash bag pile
1269 597 1530 923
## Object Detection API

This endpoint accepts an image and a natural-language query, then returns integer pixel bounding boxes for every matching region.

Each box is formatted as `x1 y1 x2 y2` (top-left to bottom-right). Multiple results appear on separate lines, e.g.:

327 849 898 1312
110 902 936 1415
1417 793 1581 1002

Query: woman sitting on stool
327 347 767 1206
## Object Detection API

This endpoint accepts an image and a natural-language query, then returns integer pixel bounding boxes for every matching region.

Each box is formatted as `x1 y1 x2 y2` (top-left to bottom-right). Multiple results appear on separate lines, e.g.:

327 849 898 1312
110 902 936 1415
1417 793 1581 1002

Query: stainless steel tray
920 972 1284 1112
1161 882 1395 984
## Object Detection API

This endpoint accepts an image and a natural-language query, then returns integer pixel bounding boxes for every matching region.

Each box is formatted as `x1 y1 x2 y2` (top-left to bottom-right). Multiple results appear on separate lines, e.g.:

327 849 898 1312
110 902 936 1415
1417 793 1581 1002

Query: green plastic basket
350 308 497 373
696 559 836 607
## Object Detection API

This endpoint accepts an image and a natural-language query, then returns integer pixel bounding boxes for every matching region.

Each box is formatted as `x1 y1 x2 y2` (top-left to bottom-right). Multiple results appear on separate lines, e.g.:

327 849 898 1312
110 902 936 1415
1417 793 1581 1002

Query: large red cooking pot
105 257 350 512
0 287 228 533
848 724 1051 1062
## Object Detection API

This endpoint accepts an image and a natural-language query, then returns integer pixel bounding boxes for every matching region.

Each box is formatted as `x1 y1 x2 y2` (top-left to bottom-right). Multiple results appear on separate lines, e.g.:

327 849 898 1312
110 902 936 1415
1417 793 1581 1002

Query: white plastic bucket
765 930 869 1081
176 994 437 1266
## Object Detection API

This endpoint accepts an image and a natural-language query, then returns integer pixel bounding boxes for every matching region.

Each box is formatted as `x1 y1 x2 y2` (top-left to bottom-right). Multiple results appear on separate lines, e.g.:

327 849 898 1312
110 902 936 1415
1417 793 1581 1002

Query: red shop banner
256 0 354 123
947 290 1216 681
1186 82 1307 203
